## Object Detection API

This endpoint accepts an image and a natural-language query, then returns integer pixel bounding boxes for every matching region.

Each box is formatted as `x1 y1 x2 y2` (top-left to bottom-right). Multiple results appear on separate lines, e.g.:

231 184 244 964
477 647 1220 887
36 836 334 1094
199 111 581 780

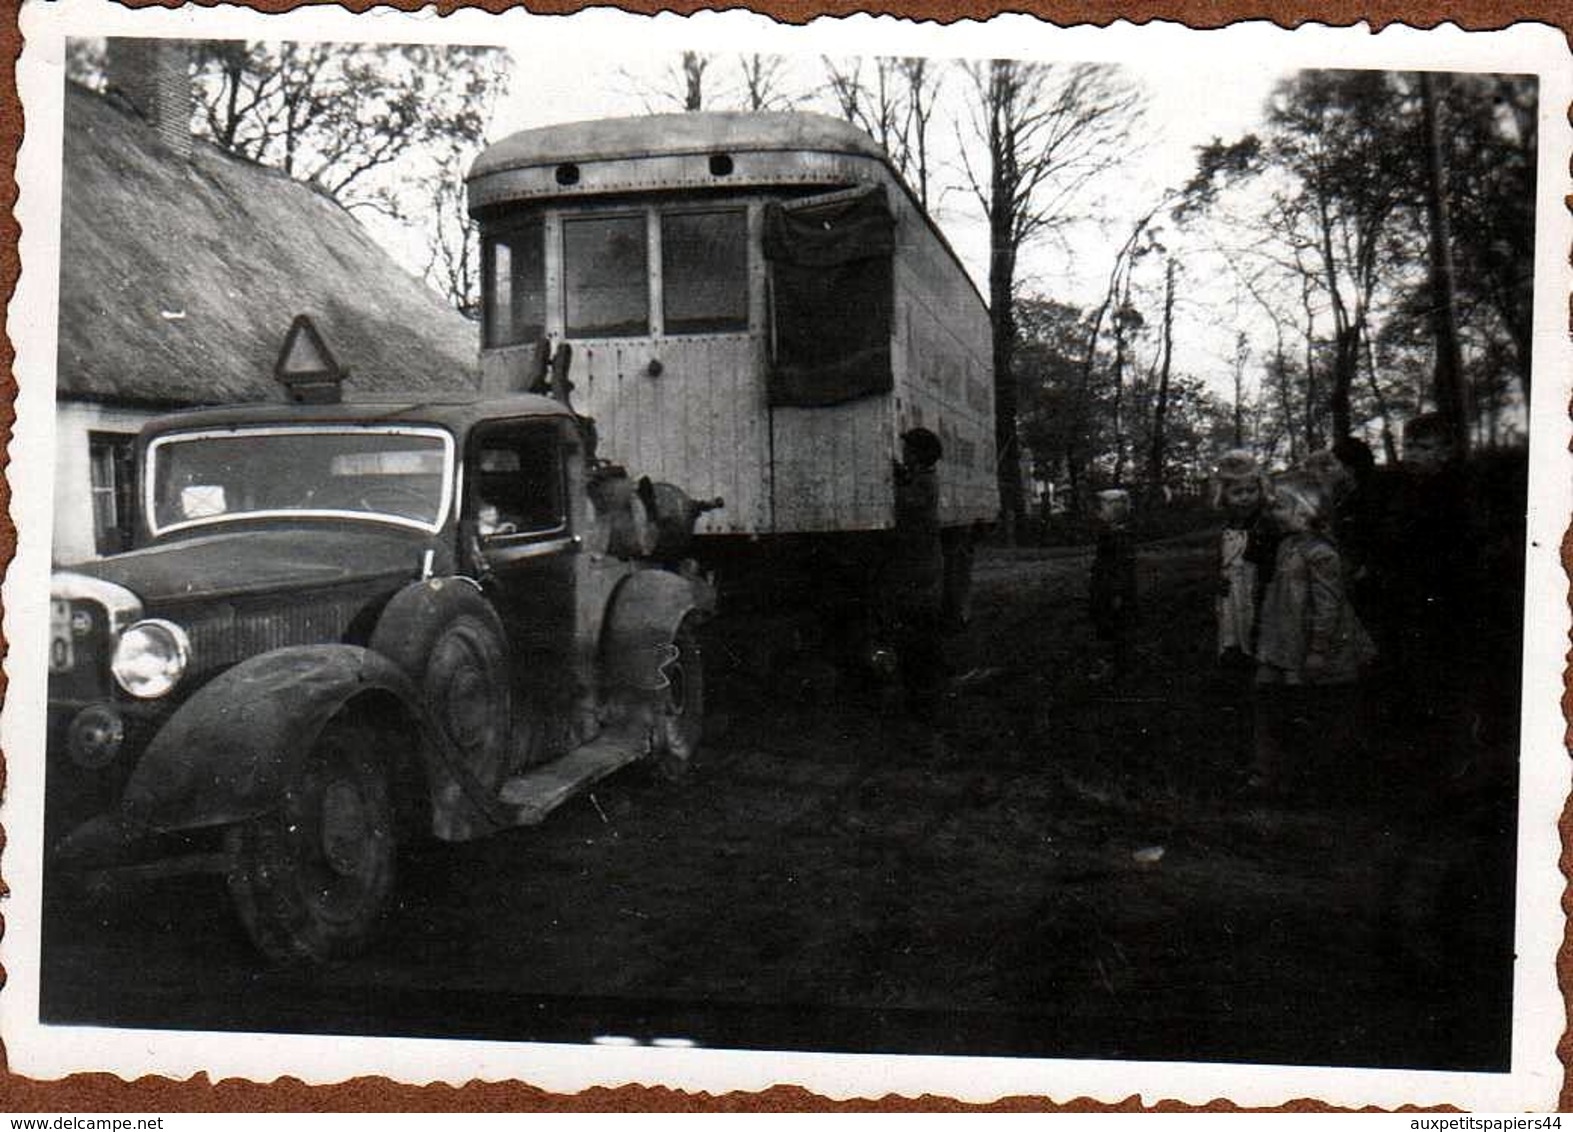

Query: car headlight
110 619 190 699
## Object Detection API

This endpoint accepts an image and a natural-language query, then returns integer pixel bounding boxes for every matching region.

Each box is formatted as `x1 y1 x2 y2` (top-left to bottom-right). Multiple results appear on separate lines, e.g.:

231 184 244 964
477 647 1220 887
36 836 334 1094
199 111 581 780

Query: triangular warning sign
275 314 344 403
275 314 340 380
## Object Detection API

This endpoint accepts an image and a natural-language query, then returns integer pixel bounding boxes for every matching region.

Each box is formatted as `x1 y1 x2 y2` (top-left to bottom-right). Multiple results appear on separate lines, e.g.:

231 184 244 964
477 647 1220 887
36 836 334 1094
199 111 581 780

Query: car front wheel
226 718 395 964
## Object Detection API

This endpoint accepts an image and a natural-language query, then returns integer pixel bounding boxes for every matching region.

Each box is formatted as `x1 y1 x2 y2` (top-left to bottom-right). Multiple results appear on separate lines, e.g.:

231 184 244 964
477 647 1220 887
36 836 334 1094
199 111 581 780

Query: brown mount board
0 0 1567 1115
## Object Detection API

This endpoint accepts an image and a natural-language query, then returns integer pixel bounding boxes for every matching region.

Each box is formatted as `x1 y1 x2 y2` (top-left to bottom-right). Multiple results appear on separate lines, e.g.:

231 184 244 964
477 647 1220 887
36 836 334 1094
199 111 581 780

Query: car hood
69 526 431 605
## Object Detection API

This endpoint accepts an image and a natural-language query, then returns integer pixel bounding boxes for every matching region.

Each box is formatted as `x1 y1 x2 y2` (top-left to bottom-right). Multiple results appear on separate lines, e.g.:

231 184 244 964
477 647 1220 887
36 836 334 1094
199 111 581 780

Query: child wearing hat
1250 470 1376 800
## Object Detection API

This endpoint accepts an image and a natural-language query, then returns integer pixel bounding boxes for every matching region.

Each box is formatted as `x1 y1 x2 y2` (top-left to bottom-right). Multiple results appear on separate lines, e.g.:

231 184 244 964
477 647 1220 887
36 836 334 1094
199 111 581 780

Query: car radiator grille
181 598 360 675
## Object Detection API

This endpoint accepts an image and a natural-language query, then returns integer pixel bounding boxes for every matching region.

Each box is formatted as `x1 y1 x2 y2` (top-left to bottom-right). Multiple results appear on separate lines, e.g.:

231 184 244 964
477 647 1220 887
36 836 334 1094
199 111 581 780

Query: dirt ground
39 538 1518 1072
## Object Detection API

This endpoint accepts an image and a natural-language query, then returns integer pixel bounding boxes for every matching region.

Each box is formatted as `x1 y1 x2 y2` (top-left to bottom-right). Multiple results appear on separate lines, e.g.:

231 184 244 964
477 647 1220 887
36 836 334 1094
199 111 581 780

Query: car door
464 418 578 676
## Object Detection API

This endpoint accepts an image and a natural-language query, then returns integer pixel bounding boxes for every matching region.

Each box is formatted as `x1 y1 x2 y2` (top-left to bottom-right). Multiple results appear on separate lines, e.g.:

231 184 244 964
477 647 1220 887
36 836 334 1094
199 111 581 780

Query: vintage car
46 383 716 963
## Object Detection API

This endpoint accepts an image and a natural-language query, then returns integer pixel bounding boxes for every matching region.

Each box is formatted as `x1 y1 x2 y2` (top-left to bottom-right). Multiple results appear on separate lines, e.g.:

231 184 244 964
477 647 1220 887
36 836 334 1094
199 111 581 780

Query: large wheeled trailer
466 112 997 643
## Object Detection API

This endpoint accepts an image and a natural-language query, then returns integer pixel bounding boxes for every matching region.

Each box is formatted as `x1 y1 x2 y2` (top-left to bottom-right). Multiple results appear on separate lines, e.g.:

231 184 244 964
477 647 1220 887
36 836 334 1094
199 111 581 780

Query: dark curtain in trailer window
662 210 748 334
564 214 649 338
763 185 894 407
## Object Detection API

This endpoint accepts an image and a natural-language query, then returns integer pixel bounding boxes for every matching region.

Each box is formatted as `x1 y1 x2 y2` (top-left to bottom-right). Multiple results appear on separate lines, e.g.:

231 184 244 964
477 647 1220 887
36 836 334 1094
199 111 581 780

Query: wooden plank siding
478 333 770 536
474 127 995 538
769 396 892 532
765 177 992 533
570 336 771 537
885 188 996 528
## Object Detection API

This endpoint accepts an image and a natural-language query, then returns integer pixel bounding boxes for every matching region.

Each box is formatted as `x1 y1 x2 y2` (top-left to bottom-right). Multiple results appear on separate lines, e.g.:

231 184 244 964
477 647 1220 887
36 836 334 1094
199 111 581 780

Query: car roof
140 392 576 439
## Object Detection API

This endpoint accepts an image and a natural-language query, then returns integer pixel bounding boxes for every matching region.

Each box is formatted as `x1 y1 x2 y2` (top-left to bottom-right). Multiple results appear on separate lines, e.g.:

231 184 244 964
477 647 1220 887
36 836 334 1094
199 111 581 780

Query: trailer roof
467 110 990 317
471 112 889 180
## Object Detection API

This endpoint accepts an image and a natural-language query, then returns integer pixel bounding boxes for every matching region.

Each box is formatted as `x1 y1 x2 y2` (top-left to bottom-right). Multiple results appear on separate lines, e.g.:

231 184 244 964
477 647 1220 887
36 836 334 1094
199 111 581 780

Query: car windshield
147 426 454 536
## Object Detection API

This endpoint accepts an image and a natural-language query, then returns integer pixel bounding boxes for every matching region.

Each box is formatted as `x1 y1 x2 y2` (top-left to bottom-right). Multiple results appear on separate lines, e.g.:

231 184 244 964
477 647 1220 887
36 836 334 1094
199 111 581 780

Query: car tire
651 616 704 781
226 718 395 964
371 585 513 793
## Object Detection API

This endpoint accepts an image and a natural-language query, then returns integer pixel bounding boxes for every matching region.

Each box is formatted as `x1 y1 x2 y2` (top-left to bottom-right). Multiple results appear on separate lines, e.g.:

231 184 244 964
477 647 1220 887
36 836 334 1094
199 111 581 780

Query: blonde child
1250 471 1377 800
1210 450 1275 668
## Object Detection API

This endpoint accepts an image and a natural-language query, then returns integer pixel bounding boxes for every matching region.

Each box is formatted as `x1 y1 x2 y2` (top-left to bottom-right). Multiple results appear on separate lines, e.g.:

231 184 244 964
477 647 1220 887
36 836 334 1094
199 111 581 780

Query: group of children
1087 417 1470 803
1211 445 1378 801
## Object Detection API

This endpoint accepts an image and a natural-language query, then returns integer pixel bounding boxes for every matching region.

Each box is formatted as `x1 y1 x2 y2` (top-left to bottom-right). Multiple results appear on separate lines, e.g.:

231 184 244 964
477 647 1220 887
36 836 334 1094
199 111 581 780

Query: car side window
469 422 566 539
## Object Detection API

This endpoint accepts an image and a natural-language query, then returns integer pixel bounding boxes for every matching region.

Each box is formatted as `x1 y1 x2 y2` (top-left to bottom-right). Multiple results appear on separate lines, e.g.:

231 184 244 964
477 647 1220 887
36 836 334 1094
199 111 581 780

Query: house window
485 218 547 348
661 209 748 334
89 431 136 555
563 214 649 338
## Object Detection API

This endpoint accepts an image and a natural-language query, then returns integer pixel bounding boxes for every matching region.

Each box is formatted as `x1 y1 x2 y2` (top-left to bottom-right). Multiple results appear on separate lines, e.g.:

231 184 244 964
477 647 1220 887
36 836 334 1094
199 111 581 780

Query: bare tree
1144 257 1178 500
817 55 940 206
896 57 940 209
1297 274 1320 455
421 146 481 318
1177 138 1312 461
1066 208 1160 509
1359 324 1400 463
821 56 864 121
1417 71 1469 458
823 57 905 166
624 51 712 113
956 59 1143 534
736 54 799 112
678 51 709 111
190 41 504 221
1272 73 1418 443
1441 73 1536 402
1188 73 1418 447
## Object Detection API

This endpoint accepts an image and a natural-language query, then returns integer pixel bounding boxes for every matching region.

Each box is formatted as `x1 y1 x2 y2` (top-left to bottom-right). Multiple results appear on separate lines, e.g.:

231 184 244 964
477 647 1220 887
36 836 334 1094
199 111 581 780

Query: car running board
497 726 650 826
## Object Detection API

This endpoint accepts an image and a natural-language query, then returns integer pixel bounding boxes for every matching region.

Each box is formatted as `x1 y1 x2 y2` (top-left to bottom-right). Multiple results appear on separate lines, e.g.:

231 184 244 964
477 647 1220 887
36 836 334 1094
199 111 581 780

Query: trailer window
485 220 547 348
662 210 748 334
564 214 649 338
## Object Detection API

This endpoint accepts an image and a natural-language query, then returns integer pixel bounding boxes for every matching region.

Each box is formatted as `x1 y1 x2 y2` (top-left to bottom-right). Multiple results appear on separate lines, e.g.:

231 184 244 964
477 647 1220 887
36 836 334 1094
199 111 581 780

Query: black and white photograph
3 0 1568 1110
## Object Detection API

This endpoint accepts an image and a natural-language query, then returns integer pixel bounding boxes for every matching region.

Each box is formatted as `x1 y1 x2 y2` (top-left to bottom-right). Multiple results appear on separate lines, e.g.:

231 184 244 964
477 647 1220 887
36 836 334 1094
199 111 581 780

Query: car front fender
120 644 430 834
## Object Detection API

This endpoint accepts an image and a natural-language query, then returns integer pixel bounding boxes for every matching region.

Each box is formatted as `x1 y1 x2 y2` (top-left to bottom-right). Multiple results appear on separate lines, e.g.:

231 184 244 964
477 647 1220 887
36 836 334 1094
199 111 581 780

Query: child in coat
1250 471 1376 801
887 426 946 720
1211 450 1277 670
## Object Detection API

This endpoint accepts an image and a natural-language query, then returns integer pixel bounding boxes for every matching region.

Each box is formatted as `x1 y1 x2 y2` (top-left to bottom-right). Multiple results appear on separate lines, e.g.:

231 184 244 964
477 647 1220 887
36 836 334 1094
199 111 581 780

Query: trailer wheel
227 718 395 964
651 617 705 780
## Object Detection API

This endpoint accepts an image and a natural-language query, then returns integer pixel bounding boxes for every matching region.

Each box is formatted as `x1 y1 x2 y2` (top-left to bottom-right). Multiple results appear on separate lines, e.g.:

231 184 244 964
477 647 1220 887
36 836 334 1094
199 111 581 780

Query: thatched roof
57 82 479 406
